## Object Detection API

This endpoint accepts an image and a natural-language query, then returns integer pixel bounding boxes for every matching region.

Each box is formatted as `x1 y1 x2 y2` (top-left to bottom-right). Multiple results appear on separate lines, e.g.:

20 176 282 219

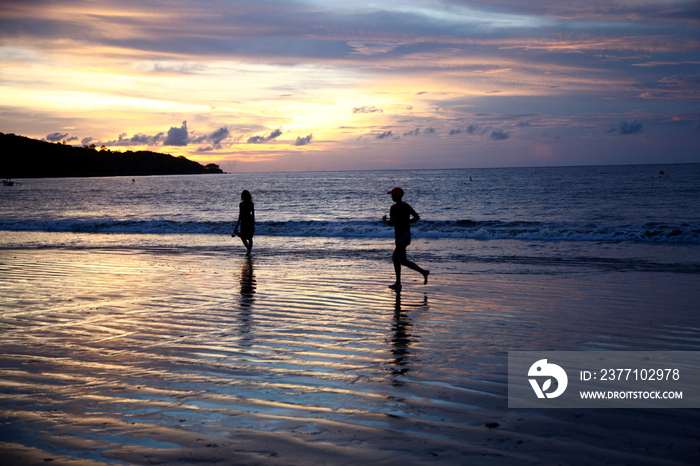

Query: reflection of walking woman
233 190 255 255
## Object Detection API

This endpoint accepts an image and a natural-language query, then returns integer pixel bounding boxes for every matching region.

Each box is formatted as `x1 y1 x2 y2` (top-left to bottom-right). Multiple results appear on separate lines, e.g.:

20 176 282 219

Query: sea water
1 164 699 276
2 164 700 463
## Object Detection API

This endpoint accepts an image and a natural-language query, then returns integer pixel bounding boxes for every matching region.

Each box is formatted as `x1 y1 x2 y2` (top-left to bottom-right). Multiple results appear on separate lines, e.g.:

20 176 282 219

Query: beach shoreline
1 244 699 465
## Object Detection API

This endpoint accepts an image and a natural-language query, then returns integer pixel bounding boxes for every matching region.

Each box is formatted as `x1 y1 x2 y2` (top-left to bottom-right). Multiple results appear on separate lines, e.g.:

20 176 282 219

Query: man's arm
383 204 396 226
409 206 420 223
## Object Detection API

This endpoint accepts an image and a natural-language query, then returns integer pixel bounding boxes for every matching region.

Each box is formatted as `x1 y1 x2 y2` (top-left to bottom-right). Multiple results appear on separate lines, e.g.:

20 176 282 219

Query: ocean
2 164 700 464
2 164 699 276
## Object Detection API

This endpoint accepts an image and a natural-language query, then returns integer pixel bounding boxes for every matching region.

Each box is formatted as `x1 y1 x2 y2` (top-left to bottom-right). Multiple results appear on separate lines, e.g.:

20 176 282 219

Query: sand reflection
236 256 256 341
389 292 428 385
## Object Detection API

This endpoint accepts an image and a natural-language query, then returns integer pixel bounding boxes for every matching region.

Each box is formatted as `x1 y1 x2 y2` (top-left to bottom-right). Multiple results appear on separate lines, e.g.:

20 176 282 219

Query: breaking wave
1 219 698 243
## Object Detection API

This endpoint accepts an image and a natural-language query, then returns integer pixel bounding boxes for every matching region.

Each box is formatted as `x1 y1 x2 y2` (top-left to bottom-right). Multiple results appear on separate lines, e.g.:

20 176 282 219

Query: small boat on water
2 179 14 186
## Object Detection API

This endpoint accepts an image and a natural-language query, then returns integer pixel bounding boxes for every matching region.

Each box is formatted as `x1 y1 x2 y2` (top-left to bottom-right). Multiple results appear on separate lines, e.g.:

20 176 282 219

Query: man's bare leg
390 249 402 290
403 259 429 284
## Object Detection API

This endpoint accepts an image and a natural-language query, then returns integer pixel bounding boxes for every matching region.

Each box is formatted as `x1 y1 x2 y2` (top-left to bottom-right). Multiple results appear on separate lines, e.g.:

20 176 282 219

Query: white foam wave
1 219 698 243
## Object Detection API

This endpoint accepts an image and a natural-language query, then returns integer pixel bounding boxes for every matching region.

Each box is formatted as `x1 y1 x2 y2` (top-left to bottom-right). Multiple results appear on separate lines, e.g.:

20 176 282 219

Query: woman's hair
241 190 252 201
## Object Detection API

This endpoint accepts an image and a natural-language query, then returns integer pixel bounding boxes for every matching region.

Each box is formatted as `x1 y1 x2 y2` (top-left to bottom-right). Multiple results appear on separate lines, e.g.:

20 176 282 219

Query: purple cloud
248 127 283 144
294 134 313 146
491 130 510 140
164 121 189 146
45 131 69 142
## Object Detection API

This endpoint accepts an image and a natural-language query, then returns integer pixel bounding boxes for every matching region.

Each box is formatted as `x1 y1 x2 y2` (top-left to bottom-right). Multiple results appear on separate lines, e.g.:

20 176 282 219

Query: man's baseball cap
387 187 404 196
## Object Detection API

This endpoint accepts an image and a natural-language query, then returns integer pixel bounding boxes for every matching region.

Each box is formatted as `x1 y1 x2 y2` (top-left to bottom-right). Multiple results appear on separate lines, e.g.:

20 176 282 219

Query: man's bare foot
389 283 402 291
423 270 430 285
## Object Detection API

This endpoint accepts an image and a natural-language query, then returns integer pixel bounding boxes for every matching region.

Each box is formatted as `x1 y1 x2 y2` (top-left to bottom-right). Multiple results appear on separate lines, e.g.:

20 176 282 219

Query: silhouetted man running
382 187 429 291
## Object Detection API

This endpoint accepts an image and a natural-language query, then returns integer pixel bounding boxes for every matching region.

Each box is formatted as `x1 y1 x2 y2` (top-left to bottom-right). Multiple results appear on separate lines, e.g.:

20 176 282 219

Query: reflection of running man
389 293 411 384
382 187 429 291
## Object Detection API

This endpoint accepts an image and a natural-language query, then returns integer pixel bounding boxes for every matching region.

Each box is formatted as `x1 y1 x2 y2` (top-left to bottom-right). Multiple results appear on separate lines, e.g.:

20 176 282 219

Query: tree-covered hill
1 132 223 178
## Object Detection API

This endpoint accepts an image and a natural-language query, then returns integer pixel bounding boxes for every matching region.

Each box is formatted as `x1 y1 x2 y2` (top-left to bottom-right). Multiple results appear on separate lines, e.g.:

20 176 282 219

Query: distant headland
1 132 223 178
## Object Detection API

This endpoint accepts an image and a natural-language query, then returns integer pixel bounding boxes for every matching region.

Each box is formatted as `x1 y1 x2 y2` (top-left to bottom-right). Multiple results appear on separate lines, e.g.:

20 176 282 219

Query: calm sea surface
1 164 699 276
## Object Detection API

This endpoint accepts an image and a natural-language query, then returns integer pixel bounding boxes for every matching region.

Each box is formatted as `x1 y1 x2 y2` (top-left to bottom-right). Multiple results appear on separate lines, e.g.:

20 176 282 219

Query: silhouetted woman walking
233 190 255 255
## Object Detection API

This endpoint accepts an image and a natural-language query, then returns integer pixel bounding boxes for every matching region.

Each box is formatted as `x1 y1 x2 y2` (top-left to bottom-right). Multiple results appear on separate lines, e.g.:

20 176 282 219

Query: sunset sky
1 0 699 172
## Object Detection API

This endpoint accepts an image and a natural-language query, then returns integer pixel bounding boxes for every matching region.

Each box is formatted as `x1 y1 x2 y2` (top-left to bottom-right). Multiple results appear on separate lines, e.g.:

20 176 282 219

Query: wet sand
1 246 699 465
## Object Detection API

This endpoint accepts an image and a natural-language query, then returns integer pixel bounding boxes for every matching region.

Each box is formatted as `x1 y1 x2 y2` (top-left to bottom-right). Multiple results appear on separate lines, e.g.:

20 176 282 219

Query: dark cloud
467 125 475 134
164 121 189 146
129 133 151 144
449 128 461 135
425 127 436 134
247 135 266 144
210 127 230 145
490 130 510 140
130 132 164 145
353 106 382 114
294 134 313 146
376 131 393 139
617 120 643 135
98 131 164 146
181 127 234 152
45 131 69 142
192 127 231 147
619 120 643 135
404 128 420 136
248 127 283 144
